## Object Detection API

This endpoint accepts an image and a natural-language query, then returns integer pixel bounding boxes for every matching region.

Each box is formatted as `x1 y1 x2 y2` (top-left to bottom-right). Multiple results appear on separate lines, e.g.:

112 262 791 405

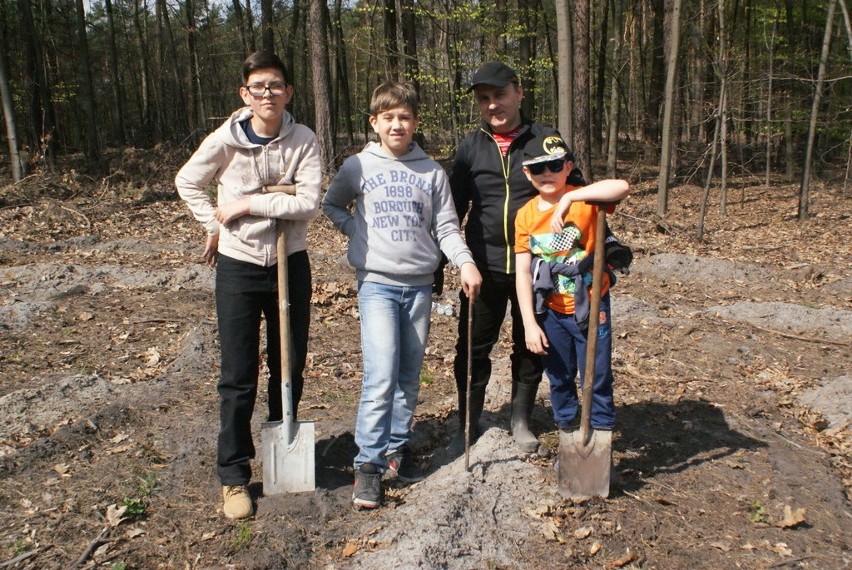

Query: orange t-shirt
515 194 614 315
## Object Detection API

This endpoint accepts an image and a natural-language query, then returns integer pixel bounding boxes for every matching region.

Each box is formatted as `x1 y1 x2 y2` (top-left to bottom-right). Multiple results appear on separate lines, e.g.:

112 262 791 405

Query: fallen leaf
589 541 602 555
526 502 554 519
106 444 133 455
110 433 130 444
125 528 146 539
710 541 732 552
778 505 806 529
78 312 93 321
106 503 128 527
610 549 636 567
342 540 359 557
542 521 563 542
53 463 70 475
573 526 593 540
144 347 160 366
772 542 793 556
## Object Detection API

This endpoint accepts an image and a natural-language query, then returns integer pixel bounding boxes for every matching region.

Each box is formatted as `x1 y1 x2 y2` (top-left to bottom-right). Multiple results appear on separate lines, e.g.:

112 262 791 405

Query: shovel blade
557 428 612 500
261 420 316 494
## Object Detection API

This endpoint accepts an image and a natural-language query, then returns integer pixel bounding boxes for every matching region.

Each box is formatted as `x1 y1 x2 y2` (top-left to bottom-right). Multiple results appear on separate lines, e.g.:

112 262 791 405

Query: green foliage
749 500 770 524
232 523 252 551
120 473 160 519
11 539 30 555
121 497 146 518
3 0 849 169
111 562 128 570
420 369 434 386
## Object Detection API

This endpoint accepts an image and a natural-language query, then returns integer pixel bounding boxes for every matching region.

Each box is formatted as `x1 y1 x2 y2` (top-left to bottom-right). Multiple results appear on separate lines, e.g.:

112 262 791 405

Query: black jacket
450 118 585 274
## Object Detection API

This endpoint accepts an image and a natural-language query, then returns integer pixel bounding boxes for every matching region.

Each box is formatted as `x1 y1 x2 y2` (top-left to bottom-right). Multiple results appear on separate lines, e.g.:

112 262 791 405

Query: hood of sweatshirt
213 107 297 149
360 140 430 164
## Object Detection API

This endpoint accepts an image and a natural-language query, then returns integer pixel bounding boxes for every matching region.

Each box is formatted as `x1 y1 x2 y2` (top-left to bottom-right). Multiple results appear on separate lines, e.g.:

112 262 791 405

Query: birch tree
0 43 22 181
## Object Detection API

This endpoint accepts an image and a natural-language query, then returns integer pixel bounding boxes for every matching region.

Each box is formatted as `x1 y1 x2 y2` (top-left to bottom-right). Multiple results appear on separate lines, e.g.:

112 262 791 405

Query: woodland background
0 0 850 217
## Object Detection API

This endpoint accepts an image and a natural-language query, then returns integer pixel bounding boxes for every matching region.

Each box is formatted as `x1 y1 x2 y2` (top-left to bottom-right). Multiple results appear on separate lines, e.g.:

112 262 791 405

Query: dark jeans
454 269 543 414
215 251 311 486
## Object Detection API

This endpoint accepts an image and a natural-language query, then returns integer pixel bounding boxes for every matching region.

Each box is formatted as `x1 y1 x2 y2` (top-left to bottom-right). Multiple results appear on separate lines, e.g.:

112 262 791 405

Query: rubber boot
458 385 486 442
511 382 539 453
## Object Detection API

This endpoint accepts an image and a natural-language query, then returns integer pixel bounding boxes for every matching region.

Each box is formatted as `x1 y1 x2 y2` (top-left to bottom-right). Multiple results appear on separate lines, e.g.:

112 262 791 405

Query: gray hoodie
322 141 474 287
175 107 322 266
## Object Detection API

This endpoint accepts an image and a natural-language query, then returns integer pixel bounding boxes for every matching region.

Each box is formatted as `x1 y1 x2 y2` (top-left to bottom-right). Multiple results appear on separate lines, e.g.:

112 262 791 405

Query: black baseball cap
468 62 519 91
522 134 575 166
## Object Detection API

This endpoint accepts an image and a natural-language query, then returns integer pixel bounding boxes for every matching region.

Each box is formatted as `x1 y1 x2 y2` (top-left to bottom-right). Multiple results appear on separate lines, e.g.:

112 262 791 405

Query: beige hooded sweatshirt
175 107 322 266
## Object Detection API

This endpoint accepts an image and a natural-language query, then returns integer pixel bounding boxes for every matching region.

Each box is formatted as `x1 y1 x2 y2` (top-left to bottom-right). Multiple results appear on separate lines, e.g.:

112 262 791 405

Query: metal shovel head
261 419 315 494
557 428 612 500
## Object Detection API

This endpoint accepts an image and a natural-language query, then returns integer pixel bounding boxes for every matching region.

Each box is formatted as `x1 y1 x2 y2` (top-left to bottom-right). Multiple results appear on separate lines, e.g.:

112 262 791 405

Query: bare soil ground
0 147 849 569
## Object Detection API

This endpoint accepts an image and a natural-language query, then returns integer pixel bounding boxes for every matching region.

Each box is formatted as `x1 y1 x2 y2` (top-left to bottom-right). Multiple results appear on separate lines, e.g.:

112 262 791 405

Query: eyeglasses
245 82 288 98
526 159 565 176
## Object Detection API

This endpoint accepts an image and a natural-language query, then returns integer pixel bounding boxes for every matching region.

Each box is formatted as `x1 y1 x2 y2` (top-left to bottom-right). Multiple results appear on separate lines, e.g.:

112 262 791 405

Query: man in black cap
444 61 630 453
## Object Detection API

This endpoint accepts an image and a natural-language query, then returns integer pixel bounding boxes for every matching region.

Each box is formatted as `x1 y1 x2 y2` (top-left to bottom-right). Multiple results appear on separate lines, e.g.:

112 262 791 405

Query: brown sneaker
222 485 253 520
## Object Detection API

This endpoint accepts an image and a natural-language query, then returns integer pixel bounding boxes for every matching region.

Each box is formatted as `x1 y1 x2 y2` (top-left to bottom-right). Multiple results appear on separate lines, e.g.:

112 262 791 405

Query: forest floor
0 146 849 569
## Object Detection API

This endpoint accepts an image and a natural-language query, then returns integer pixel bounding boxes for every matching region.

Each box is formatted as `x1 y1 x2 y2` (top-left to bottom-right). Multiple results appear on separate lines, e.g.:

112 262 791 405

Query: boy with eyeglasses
514 133 630 437
176 51 321 519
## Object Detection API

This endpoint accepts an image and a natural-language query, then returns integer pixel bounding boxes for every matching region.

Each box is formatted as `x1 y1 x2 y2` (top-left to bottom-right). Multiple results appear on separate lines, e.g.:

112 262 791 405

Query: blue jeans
539 293 615 430
354 281 431 470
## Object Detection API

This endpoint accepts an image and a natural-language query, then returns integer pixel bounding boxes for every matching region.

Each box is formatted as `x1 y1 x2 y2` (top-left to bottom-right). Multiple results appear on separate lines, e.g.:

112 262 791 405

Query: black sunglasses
526 159 565 175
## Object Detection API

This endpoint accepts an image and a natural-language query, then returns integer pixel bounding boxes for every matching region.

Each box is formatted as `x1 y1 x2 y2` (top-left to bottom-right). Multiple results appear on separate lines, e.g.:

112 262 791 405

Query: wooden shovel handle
263 184 297 436
580 207 607 444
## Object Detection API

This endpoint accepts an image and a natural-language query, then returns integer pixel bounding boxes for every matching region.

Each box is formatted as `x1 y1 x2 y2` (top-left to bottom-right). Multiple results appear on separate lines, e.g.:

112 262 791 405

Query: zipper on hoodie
481 128 516 274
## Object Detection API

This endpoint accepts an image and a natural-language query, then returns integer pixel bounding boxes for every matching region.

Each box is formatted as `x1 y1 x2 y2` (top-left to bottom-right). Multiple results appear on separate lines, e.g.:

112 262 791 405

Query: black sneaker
352 463 383 509
386 445 425 483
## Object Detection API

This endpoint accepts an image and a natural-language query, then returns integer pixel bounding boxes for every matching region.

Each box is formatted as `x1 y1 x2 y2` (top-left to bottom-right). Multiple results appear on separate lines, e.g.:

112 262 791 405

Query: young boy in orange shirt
514 134 630 433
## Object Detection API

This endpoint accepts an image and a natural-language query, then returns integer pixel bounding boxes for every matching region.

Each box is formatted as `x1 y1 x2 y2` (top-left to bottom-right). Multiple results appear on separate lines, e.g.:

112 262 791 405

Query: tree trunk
605 0 623 178
555 0 573 140
104 0 126 145
74 0 99 163
0 42 22 181
186 0 205 131
231 0 249 56
401 0 418 82
718 0 729 217
572 0 591 181
643 0 666 161
765 19 776 187
518 0 535 118
132 0 153 143
593 0 609 154
19 0 56 166
261 0 274 52
799 0 838 221
656 0 682 216
159 0 189 136
309 0 334 172
245 0 255 52
383 0 398 77
697 104 721 242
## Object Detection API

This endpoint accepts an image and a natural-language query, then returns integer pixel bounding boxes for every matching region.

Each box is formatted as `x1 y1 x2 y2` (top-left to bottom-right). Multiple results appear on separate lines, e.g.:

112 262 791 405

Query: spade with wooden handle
557 206 612 500
259 184 315 494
